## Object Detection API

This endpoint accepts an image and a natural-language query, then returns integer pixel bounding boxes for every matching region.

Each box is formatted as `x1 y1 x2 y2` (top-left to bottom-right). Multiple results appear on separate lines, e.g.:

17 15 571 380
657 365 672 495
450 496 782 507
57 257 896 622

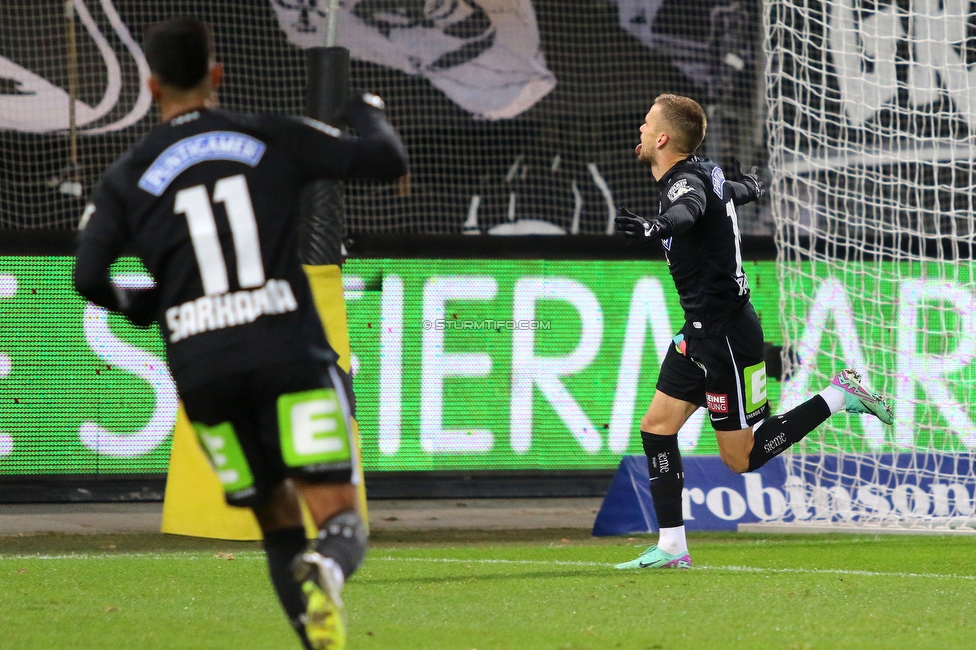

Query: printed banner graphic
0 0 151 134
270 0 556 119
593 455 786 534
593 452 976 534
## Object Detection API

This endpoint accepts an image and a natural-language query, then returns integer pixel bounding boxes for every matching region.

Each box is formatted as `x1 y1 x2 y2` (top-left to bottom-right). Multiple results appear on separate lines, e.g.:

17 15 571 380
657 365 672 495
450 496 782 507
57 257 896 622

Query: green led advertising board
344 259 976 469
0 256 972 475
344 259 784 471
0 257 173 474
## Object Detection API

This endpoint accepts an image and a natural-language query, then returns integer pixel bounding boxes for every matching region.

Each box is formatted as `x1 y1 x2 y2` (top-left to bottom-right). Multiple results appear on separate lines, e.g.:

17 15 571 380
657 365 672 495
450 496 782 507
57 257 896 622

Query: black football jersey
656 156 751 337
74 107 406 390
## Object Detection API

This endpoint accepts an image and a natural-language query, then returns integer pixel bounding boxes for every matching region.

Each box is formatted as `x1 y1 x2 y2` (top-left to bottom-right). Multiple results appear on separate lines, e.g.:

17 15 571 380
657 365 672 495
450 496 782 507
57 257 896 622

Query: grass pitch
1 530 975 649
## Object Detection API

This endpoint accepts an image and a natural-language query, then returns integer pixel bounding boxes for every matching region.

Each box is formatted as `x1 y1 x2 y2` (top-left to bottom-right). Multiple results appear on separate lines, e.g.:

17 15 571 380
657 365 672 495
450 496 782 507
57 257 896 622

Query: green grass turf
1 531 975 649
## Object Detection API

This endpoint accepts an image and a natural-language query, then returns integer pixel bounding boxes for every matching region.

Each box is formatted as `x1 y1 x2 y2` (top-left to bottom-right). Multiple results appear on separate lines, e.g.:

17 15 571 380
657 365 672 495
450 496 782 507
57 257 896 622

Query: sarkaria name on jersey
166 279 298 343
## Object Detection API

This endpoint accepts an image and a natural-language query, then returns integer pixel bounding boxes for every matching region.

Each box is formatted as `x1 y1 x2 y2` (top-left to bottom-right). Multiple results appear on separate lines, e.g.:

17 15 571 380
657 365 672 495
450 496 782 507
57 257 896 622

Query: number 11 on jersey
726 199 748 296
174 174 266 296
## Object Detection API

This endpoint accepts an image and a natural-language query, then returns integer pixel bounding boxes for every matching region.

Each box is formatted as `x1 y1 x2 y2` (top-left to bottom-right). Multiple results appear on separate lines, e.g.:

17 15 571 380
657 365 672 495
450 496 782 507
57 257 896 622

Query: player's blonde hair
654 94 707 155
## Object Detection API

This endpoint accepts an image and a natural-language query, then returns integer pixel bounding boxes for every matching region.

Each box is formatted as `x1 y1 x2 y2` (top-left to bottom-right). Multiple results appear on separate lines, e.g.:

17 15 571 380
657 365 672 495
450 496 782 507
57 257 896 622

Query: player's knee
253 482 304 532
641 412 674 434
639 413 655 432
641 407 686 435
313 509 368 580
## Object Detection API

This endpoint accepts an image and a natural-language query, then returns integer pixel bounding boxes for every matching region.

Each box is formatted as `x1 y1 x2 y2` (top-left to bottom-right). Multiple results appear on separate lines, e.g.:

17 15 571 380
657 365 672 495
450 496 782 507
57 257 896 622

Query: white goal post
759 0 976 533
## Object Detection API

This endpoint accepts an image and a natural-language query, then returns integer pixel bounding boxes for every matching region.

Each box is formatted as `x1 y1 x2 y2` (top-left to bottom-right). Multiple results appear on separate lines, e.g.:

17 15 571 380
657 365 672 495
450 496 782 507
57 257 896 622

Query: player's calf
744 368 891 473
263 526 316 650
745 396 832 472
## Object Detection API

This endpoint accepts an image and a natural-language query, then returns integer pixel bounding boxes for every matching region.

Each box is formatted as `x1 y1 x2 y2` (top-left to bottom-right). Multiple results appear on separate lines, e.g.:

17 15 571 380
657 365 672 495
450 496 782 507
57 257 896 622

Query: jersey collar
659 155 704 185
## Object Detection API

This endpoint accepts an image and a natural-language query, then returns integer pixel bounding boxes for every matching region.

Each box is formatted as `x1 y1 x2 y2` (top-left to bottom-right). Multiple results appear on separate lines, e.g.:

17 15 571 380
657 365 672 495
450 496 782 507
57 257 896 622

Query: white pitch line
369 556 976 581
2 553 973 582
0 551 267 561
372 557 610 568
697 564 976 581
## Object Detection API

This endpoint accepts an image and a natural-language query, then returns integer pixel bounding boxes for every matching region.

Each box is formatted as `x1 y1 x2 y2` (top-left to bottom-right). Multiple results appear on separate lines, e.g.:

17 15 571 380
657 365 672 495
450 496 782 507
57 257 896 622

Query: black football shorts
181 360 357 507
655 304 771 431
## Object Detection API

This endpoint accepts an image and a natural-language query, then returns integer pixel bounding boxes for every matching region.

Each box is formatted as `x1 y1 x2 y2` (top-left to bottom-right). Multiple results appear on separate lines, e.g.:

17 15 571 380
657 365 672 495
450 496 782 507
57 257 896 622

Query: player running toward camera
612 94 892 570
73 18 407 649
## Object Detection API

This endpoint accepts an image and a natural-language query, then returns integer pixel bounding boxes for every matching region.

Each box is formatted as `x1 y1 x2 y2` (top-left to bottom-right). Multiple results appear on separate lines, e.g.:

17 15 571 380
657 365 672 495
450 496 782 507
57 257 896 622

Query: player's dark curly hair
144 17 213 91
654 94 707 155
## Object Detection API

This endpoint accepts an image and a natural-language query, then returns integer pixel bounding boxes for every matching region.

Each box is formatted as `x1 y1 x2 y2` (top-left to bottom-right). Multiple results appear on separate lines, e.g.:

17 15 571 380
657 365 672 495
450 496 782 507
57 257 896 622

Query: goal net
765 0 976 532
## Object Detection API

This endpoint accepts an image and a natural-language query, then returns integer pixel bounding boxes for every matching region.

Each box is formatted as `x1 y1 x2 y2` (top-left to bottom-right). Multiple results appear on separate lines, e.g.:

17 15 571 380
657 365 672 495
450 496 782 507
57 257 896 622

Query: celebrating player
73 17 407 649
613 94 892 569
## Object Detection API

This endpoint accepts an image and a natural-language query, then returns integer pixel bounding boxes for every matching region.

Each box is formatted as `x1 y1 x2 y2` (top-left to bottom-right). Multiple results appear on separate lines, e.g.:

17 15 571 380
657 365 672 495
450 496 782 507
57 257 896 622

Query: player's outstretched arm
284 92 408 182
726 159 765 206
341 92 408 180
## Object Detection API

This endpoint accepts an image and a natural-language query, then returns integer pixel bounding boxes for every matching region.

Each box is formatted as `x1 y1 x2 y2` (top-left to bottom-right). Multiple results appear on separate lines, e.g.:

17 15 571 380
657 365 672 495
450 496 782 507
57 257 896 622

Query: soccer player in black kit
613 94 893 569
73 18 407 649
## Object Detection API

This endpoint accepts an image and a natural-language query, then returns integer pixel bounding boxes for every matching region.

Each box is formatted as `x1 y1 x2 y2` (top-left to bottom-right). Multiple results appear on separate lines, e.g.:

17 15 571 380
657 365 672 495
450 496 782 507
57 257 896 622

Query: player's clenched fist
729 159 765 201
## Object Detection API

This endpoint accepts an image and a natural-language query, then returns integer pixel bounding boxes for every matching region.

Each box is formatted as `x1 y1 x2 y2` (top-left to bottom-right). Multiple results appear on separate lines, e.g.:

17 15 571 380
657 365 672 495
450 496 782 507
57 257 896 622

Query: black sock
263 527 313 650
747 395 832 471
314 510 368 580
640 431 685 528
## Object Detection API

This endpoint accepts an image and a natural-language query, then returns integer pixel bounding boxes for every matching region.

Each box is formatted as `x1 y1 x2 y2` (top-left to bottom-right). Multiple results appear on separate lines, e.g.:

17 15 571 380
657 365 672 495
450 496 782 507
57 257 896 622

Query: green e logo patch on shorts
277 388 351 468
192 421 255 495
743 361 769 413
